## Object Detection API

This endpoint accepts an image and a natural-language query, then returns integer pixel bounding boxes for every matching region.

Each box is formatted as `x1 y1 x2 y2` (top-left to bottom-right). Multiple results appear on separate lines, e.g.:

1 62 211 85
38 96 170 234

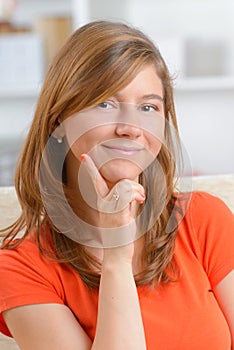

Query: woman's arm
214 269 234 348
92 248 146 350
3 303 92 350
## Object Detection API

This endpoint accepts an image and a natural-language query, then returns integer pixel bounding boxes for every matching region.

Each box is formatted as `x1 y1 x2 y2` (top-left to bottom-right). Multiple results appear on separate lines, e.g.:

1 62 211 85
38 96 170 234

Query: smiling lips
102 143 144 157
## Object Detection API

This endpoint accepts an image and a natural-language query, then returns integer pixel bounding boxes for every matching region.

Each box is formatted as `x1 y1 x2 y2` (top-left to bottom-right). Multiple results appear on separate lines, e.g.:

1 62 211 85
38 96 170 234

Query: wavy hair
1 20 183 288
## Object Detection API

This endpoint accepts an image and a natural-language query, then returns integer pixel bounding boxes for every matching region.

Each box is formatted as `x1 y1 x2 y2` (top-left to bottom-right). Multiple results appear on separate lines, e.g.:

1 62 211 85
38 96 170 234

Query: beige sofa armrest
0 333 19 350
178 174 234 212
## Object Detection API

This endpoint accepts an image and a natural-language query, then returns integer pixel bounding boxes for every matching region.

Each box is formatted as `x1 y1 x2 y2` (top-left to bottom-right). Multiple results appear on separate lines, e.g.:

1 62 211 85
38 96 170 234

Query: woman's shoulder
176 190 234 244
0 225 73 295
0 229 57 286
176 191 234 287
184 190 233 225
0 226 51 263
0 226 85 317
176 190 233 222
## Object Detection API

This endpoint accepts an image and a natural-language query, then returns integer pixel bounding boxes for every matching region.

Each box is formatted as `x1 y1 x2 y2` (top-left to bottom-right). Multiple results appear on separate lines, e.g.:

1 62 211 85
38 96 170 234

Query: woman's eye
140 105 159 112
97 101 114 109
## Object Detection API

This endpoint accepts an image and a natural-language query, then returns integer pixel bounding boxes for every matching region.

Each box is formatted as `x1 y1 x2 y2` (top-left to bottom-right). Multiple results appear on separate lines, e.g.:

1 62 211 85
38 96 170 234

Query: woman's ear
52 123 65 143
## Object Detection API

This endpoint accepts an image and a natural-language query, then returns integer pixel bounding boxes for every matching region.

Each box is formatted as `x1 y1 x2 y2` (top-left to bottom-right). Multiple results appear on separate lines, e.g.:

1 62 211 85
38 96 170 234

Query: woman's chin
100 164 142 185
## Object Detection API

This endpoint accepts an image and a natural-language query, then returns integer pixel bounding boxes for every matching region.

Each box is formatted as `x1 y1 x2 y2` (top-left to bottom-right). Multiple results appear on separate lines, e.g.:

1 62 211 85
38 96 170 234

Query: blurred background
0 0 233 186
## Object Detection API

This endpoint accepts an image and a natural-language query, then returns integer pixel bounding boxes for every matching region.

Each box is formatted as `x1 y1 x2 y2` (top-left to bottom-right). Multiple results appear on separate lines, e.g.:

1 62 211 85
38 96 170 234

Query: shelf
174 76 234 92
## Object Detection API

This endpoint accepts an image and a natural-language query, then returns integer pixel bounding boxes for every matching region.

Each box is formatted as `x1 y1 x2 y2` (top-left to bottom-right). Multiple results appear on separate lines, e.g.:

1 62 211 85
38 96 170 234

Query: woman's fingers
80 153 109 197
80 154 146 216
111 180 145 205
98 179 146 215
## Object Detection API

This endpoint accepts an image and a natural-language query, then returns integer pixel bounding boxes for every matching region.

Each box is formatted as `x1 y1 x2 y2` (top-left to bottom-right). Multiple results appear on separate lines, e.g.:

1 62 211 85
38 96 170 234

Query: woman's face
63 64 165 186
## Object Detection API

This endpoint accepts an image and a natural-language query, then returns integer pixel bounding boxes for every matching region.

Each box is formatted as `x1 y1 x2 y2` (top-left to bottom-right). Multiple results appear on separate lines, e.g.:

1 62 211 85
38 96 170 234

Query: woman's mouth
102 145 144 157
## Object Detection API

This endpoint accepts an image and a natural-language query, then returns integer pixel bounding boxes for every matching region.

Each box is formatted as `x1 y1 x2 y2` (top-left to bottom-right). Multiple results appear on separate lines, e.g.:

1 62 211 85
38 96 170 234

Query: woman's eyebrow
142 94 164 102
113 93 164 102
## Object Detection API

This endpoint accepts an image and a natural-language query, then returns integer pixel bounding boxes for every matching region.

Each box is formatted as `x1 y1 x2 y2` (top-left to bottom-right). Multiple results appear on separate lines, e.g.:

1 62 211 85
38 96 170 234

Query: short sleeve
0 239 64 336
190 192 234 288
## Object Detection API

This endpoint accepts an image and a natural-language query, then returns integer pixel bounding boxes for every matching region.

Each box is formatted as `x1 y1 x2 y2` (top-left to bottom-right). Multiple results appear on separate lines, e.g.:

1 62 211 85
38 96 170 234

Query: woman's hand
80 153 146 261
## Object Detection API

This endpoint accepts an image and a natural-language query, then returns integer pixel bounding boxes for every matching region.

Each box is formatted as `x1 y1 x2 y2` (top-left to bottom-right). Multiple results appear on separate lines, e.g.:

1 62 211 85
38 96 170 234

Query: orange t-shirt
0 192 234 349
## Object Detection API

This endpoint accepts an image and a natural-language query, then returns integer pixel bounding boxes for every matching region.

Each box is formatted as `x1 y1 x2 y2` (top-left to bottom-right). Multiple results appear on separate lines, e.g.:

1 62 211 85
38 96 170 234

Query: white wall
175 89 234 175
125 0 234 37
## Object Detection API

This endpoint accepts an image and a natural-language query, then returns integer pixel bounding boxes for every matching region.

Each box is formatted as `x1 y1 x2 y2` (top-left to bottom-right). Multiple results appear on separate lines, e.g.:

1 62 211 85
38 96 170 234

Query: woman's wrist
102 250 133 272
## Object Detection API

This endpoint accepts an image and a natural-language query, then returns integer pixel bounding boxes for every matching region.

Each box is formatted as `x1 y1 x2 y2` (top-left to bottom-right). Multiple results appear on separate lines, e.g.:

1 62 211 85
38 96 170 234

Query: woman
0 20 233 350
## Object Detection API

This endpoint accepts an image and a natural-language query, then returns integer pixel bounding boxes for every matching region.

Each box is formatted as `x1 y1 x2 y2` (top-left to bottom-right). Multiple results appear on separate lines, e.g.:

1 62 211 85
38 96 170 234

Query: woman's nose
114 122 142 138
114 105 142 138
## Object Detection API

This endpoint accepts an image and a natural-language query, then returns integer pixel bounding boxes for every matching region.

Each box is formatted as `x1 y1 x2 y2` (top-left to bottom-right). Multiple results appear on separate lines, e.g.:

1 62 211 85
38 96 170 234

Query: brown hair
1 20 183 288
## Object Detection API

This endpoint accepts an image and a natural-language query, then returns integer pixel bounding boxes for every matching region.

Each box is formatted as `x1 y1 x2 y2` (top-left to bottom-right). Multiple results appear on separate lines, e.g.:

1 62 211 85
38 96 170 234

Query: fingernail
139 196 146 204
80 154 86 162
